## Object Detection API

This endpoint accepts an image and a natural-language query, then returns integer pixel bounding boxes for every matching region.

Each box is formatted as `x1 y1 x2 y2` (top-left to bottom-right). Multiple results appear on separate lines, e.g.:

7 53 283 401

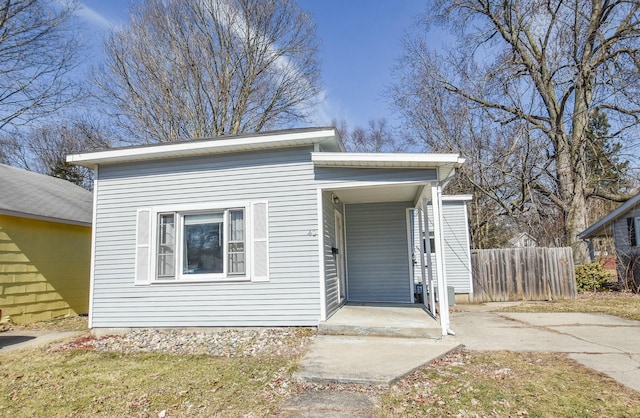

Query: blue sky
79 0 428 130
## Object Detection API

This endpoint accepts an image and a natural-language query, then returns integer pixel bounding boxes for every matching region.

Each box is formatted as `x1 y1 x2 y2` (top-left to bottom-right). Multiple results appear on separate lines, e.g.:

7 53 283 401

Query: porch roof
314 154 465 205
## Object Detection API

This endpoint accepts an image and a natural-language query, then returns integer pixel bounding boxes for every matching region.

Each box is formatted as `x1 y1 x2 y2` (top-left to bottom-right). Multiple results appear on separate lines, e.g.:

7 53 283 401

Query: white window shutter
135 209 152 285
251 201 269 282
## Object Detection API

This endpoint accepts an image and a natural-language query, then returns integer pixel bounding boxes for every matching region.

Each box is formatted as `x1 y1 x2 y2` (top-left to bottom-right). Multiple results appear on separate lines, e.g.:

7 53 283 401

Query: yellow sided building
0 164 92 324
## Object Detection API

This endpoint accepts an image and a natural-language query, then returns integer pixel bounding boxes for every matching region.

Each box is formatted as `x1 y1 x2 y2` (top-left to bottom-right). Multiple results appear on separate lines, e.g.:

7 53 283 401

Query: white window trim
635 217 640 247
150 200 253 283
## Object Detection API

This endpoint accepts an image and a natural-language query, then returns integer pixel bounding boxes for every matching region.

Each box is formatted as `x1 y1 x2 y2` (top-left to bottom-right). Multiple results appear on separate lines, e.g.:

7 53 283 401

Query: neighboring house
0 164 92 324
508 232 538 248
67 127 469 335
579 192 640 286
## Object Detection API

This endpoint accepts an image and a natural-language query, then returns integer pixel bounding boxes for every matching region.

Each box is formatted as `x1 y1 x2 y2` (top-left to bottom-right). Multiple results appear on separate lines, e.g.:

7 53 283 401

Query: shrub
575 261 613 292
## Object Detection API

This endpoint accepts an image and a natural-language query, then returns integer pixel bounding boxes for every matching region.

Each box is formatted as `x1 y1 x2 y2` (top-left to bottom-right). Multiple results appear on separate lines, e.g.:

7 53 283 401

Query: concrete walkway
294 335 459 385
290 304 459 416
451 310 640 392
0 330 84 354
296 303 459 385
278 391 376 417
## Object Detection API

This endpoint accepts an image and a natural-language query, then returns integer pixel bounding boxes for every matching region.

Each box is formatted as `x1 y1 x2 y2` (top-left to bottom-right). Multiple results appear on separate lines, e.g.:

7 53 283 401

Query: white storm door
334 210 347 303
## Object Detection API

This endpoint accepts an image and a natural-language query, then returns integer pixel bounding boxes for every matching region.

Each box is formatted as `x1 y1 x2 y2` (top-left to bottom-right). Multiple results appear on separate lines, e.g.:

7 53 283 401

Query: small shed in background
508 232 538 248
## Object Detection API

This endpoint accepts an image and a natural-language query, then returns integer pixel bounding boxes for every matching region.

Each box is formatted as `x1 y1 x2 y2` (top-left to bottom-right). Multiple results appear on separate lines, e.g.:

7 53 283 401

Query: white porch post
416 204 429 314
431 183 451 336
420 199 436 316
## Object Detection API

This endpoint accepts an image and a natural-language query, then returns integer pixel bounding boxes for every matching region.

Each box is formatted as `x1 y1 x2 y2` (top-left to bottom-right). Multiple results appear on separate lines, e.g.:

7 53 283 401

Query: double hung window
155 208 246 281
135 200 268 284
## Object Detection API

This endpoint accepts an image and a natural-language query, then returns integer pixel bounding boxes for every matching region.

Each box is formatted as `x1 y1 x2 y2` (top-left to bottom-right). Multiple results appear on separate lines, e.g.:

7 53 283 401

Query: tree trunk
565 184 590 264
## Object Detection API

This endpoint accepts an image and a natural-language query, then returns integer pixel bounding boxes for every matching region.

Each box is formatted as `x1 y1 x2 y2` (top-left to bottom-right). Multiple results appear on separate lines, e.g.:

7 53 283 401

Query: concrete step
318 322 441 338
318 304 442 339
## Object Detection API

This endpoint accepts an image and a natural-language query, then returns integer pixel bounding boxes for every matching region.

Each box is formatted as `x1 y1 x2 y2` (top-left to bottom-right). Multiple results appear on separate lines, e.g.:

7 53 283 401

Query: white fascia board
312 152 464 168
442 194 473 201
0 209 92 227
67 128 337 168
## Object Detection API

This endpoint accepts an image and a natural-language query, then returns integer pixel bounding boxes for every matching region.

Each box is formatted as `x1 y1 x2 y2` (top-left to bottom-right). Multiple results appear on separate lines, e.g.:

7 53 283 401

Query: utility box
433 286 456 306
414 283 424 303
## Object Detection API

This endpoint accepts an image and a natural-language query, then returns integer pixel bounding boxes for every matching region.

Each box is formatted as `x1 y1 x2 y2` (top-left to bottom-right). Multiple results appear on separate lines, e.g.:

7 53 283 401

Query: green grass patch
500 292 640 321
0 347 294 417
379 350 640 417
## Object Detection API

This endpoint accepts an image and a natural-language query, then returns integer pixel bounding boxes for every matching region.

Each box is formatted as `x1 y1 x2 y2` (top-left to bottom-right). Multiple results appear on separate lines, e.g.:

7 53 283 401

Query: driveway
451 310 640 392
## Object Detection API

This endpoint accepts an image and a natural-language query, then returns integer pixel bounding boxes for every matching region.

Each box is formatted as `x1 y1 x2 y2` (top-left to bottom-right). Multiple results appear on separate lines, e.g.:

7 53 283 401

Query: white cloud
76 3 116 30
311 89 343 126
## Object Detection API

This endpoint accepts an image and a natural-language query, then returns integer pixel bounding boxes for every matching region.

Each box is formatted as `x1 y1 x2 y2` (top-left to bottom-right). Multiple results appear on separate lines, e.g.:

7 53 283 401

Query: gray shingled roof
0 164 92 225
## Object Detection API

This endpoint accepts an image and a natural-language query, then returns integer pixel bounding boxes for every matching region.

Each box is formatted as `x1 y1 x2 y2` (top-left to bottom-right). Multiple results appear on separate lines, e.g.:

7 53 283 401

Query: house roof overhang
579 192 640 239
67 127 342 168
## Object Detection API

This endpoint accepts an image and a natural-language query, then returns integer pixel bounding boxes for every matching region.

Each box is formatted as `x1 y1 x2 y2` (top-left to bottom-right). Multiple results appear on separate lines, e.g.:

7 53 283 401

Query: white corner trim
317 188 327 322
87 167 98 328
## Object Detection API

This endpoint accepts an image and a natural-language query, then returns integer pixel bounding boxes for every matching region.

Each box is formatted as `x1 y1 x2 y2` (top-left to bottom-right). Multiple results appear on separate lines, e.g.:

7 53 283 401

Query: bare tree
391 45 554 248
334 118 409 153
8 118 113 190
96 0 321 143
0 136 19 165
393 1 640 262
0 0 82 130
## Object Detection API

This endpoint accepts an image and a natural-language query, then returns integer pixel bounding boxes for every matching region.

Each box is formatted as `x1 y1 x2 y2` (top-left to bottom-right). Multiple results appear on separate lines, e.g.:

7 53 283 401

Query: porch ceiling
331 183 429 204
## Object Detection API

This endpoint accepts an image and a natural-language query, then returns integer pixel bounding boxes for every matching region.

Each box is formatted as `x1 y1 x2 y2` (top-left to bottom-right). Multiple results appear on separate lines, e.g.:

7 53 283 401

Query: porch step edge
317 323 440 339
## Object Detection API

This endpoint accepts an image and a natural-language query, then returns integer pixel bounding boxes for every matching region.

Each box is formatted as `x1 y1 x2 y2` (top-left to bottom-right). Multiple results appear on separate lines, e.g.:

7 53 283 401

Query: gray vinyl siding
440 201 472 294
411 201 472 294
345 202 412 303
92 147 322 327
322 191 343 319
613 207 640 255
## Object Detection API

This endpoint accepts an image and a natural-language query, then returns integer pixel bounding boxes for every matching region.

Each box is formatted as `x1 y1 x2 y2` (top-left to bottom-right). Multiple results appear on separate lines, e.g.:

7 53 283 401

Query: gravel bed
52 328 315 357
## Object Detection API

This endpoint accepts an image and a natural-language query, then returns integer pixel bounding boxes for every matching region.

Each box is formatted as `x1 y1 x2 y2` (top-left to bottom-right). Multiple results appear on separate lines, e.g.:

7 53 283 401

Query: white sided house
68 127 470 336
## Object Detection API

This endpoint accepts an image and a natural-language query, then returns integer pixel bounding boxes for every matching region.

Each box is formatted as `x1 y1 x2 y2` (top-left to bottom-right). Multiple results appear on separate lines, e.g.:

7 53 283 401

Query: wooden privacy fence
471 247 577 302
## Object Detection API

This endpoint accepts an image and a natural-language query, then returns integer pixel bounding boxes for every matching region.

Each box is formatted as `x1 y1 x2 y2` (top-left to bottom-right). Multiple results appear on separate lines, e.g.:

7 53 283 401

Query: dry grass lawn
2 315 89 332
0 346 294 417
379 349 640 417
500 291 640 320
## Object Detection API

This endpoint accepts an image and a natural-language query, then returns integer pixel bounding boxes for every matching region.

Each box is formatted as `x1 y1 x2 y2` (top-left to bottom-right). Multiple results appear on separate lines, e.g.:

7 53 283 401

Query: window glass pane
228 209 245 274
229 252 245 274
183 213 224 274
157 214 175 279
229 209 244 241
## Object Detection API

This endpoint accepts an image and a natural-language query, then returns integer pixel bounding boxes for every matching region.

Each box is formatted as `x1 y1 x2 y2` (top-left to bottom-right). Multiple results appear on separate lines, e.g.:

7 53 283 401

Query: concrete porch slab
294 335 460 385
319 303 442 338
